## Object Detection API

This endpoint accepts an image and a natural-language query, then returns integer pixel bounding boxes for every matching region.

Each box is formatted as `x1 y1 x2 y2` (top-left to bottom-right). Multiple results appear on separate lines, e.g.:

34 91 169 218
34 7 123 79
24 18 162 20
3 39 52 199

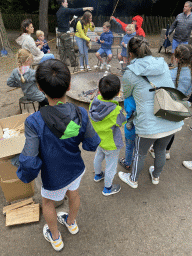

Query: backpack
70 17 84 33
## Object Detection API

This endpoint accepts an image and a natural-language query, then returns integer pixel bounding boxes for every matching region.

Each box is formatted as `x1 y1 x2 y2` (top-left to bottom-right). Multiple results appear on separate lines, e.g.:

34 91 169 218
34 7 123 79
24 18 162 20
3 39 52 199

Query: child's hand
48 50 51 53
110 16 115 20
100 40 105 44
122 42 125 47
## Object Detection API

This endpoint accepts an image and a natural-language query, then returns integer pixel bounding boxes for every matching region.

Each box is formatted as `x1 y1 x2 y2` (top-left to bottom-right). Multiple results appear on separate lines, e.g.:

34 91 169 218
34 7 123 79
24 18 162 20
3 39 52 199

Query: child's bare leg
66 189 80 225
42 197 59 240
107 54 112 64
123 56 128 64
95 52 103 63
118 53 123 61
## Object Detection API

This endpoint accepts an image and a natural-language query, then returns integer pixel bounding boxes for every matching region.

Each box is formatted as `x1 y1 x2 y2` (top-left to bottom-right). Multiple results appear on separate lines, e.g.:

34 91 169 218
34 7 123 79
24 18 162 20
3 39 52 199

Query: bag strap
142 76 157 92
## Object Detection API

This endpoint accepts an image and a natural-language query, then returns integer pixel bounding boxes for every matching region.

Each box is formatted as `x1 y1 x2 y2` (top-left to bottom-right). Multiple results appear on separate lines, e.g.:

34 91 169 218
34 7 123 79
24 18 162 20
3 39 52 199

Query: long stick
111 0 120 16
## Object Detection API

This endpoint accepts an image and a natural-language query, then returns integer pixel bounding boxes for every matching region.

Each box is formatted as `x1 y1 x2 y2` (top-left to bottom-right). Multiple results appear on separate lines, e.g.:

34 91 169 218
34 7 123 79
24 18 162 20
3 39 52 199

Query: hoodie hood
40 103 82 140
89 95 118 122
16 33 30 46
132 15 143 28
128 56 167 77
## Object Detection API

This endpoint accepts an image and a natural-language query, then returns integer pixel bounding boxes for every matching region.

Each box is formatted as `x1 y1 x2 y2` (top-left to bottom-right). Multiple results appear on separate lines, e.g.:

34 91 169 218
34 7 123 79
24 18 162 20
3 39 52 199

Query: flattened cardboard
0 160 34 202
0 113 28 159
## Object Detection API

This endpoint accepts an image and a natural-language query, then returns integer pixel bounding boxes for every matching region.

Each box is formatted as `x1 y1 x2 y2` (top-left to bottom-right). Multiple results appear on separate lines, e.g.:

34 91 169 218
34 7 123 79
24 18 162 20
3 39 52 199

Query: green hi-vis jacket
89 95 126 150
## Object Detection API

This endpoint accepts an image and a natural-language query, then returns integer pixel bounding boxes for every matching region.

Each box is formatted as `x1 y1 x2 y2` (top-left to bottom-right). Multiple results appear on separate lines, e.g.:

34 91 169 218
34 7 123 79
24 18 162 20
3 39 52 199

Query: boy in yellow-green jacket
75 11 95 71
89 74 126 196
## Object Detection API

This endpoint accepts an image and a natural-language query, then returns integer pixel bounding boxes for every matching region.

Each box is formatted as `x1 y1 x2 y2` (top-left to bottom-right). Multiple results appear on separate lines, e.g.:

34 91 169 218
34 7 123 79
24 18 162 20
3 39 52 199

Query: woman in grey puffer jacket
118 36 184 189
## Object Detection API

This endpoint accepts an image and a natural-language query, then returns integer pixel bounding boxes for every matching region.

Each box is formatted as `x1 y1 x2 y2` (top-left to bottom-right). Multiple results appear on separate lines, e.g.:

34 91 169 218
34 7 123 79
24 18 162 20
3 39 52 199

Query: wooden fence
2 13 176 35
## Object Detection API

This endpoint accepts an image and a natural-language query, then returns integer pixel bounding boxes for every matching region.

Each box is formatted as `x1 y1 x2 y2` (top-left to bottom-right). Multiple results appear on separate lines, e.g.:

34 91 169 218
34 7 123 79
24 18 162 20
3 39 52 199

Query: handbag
142 76 191 122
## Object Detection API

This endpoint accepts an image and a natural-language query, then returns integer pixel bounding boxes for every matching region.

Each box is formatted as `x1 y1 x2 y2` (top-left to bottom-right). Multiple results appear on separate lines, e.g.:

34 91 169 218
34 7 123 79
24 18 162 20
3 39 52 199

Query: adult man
56 0 93 67
167 1 192 66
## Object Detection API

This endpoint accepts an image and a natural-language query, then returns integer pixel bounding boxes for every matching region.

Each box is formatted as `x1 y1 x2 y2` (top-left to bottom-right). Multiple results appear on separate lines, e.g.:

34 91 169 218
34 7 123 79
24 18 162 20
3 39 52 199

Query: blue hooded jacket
121 32 136 57
97 31 113 49
17 103 101 190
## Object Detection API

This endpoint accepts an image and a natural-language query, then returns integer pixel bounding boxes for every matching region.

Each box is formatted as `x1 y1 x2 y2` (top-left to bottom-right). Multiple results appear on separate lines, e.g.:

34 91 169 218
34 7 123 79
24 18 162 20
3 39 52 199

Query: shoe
102 184 121 196
183 161 192 170
106 64 111 70
119 158 130 170
43 224 64 251
100 63 105 70
166 151 170 160
149 166 159 185
118 172 138 188
94 172 104 182
87 65 92 71
189 126 192 131
168 63 175 68
80 66 84 71
57 212 79 235
149 146 155 159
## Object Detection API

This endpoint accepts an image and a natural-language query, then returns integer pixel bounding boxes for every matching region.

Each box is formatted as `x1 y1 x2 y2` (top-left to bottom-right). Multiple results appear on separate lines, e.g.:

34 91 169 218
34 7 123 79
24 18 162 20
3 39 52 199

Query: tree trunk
0 10 12 55
39 0 49 40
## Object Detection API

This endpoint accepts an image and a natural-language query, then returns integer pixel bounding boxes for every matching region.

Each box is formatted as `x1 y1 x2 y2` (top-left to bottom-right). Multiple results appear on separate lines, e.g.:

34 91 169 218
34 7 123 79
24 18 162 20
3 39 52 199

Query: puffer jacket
122 55 184 136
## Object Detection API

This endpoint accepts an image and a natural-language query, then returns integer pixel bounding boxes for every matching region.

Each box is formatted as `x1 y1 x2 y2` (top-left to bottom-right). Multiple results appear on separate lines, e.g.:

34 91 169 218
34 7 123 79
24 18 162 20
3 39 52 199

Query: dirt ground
1 32 192 255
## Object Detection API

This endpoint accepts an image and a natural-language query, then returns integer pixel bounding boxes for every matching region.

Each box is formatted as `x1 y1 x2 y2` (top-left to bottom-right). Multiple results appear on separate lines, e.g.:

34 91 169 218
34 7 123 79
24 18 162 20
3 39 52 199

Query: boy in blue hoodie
16 59 100 252
95 21 114 70
89 74 126 196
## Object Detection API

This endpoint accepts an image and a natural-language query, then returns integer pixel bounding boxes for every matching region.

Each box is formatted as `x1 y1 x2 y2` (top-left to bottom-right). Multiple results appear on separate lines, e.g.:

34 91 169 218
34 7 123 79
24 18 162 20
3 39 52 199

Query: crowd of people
4 0 192 252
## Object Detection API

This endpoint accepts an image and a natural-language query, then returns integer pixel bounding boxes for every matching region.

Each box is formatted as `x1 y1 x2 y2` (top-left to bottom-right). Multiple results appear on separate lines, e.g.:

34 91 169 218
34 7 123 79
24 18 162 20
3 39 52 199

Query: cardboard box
0 113 28 159
0 160 34 202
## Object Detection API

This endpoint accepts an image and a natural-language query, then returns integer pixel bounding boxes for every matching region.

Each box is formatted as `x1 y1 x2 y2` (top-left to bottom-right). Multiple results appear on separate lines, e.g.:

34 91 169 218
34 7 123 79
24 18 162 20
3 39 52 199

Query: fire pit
67 71 124 103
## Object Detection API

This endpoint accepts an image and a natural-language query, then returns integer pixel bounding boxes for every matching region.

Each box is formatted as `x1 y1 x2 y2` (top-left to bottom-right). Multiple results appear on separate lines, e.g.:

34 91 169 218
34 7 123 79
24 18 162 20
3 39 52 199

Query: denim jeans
94 146 120 188
125 137 135 166
39 53 55 63
75 36 89 67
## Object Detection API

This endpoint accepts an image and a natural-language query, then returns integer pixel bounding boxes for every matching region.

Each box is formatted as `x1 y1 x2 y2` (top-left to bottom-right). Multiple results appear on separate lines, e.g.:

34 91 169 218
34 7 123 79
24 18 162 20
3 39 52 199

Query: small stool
19 97 37 113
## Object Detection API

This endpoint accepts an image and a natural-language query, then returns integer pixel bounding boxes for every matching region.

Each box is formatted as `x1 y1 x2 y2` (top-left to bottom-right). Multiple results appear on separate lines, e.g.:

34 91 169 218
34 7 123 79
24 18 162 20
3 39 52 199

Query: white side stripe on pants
131 136 140 182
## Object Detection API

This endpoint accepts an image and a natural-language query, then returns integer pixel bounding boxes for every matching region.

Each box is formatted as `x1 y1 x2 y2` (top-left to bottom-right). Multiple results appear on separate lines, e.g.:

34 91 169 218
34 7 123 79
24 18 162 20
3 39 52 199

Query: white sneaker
87 65 92 71
183 161 192 170
80 66 84 71
166 151 170 160
149 166 159 185
106 64 111 70
118 172 138 188
57 212 79 234
43 224 64 251
100 63 105 70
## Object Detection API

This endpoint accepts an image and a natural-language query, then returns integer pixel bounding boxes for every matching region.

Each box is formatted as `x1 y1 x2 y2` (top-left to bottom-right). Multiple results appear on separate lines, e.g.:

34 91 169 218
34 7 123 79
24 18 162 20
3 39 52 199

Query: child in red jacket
110 15 145 37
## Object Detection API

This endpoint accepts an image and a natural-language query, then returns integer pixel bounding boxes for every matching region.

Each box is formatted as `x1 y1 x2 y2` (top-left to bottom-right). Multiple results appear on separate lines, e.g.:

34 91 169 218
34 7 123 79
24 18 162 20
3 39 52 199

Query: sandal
119 158 130 170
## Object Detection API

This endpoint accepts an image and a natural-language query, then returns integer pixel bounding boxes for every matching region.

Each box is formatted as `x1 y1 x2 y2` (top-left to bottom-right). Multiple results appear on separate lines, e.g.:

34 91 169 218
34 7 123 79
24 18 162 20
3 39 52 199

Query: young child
89 74 126 196
95 21 114 70
36 30 51 54
149 44 192 160
16 59 101 252
7 49 48 109
119 96 136 170
110 15 145 37
118 24 136 66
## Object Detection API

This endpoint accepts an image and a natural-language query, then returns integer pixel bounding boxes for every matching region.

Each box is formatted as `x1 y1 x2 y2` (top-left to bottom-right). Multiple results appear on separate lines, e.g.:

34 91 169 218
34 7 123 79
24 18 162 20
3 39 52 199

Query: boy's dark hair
36 59 71 99
99 74 120 100
21 19 32 33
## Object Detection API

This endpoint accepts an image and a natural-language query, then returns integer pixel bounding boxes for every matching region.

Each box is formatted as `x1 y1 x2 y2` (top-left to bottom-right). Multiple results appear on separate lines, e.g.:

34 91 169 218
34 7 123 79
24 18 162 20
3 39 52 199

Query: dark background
0 0 185 17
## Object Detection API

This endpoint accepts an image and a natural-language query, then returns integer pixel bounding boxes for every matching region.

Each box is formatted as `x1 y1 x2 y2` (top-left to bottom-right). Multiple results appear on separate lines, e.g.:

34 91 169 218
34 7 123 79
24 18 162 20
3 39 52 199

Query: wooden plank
6 204 40 226
3 198 34 215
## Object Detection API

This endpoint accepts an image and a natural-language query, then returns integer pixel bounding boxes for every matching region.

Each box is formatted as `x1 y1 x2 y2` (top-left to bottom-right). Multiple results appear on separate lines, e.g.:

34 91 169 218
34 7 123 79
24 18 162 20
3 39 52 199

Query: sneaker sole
118 172 138 188
183 162 192 170
94 177 104 182
102 187 121 196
